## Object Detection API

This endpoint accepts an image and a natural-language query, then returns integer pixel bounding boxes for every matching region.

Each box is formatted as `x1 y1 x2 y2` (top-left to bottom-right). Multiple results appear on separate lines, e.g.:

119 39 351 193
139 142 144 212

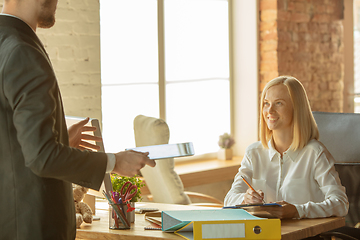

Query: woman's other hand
265 201 299 219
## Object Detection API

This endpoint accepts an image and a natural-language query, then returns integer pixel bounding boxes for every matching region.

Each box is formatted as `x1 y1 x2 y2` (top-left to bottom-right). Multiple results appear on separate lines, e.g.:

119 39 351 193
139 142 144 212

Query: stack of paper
144 211 162 230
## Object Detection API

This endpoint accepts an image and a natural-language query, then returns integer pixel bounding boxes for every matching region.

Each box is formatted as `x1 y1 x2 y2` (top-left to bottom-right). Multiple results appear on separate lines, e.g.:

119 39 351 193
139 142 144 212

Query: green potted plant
218 133 235 160
110 174 145 223
111 174 145 202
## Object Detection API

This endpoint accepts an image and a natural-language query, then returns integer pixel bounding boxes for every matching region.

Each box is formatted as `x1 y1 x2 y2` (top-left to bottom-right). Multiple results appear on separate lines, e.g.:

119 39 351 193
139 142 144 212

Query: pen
102 191 120 228
240 175 266 204
109 191 130 228
102 190 130 228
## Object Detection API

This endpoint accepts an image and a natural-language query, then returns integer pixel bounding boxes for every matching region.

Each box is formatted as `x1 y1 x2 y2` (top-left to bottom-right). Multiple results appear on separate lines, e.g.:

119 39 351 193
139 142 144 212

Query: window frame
99 0 259 159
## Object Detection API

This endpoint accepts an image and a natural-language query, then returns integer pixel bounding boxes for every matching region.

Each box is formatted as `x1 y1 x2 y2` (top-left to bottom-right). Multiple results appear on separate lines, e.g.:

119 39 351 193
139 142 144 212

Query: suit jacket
0 15 107 240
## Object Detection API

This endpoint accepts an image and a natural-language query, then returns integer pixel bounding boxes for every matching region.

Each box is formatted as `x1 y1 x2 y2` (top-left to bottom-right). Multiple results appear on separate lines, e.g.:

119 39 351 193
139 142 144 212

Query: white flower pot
218 148 233 160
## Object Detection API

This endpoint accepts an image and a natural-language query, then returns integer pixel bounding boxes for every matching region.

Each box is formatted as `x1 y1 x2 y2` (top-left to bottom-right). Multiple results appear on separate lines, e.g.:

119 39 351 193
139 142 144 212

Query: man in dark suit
0 0 156 239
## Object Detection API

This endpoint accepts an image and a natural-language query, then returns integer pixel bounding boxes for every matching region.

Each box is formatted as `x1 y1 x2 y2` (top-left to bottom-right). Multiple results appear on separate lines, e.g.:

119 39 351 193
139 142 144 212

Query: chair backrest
333 163 360 227
312 111 360 163
133 115 191 204
313 111 360 227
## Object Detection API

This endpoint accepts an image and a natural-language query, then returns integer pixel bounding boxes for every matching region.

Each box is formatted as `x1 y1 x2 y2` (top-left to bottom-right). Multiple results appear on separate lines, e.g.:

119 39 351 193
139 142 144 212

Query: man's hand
264 201 299 219
68 117 102 151
243 188 265 204
112 150 156 177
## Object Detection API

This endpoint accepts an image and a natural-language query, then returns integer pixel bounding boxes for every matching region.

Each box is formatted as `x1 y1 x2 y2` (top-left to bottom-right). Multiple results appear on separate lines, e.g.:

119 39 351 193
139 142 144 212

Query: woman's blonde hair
260 76 319 150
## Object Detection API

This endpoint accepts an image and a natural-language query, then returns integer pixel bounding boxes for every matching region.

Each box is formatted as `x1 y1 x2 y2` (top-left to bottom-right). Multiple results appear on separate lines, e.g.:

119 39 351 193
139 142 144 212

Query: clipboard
223 203 282 219
223 202 282 209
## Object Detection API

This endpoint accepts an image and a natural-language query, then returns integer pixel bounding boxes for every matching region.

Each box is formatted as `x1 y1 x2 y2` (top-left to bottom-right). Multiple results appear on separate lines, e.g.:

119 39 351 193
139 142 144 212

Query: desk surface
76 202 345 240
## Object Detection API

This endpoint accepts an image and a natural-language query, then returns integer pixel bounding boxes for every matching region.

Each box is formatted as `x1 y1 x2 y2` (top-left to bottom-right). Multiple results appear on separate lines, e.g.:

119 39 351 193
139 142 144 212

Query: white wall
0 0 103 122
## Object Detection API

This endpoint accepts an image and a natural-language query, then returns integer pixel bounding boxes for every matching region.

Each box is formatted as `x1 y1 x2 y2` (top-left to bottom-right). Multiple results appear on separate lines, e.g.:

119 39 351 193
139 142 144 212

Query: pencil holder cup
128 202 135 223
109 203 132 230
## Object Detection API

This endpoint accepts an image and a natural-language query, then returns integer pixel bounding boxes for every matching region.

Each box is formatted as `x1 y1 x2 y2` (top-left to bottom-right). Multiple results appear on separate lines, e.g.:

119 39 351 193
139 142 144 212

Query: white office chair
133 115 223 206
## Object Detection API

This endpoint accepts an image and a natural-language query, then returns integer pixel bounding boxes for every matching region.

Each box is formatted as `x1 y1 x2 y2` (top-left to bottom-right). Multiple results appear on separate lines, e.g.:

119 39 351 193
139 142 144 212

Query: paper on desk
145 211 162 226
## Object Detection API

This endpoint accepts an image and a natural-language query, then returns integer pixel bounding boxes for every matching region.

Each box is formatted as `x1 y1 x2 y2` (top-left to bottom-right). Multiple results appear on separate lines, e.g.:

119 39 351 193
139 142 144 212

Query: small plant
218 133 235 149
110 174 145 202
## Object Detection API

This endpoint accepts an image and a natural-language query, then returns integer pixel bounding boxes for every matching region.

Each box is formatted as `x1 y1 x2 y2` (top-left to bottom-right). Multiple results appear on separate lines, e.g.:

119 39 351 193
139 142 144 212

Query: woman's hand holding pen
242 188 265 204
240 175 266 204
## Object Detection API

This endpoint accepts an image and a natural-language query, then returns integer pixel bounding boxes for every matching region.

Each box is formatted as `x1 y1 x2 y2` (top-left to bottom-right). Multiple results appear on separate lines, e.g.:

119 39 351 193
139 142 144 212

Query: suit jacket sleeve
3 42 107 190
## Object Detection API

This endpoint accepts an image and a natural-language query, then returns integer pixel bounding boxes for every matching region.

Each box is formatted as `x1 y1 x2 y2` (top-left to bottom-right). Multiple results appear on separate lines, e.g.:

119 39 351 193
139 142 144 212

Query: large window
100 0 230 156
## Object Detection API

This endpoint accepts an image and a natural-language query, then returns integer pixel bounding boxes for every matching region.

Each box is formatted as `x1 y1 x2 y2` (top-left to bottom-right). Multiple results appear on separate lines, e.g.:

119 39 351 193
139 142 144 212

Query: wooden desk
76 202 345 240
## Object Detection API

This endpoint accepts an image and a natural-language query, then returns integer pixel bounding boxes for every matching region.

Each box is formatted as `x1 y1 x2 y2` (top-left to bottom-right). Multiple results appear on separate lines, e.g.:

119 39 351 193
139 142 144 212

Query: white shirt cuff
293 204 304 219
105 153 116 173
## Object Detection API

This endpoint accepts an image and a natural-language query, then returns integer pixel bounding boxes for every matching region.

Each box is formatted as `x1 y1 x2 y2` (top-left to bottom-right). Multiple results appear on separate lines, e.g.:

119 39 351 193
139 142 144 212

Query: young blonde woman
224 76 348 220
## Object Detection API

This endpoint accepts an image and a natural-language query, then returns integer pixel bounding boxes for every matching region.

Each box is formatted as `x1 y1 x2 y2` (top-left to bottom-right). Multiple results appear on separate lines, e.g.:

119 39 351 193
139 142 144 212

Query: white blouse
224 139 349 219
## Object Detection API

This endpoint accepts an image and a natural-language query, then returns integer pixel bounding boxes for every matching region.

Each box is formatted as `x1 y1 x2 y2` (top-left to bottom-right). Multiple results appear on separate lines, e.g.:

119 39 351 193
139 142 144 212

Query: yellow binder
175 219 280 240
162 209 281 240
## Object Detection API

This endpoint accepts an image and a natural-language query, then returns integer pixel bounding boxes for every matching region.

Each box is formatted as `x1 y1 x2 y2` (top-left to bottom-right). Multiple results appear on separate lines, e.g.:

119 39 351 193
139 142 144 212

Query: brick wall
0 1 102 122
260 0 344 112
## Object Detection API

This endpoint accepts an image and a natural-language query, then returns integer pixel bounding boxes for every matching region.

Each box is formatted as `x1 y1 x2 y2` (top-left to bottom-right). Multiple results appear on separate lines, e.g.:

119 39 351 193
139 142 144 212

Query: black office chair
312 111 360 240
